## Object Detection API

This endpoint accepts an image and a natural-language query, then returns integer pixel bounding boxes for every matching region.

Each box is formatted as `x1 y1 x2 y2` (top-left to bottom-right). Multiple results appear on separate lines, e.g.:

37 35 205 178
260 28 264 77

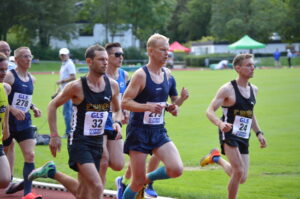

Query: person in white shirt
57 48 76 137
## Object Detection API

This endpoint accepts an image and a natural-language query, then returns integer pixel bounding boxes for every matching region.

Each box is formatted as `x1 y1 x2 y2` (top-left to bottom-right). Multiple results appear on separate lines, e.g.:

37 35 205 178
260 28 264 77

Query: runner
3 47 42 199
121 33 183 199
29 44 122 199
200 53 267 199
0 53 11 189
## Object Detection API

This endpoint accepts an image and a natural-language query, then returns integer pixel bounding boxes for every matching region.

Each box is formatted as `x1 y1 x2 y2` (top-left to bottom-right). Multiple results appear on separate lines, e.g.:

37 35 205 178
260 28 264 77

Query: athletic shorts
104 129 119 140
0 145 4 156
68 141 103 172
124 124 171 155
219 130 249 155
3 127 35 146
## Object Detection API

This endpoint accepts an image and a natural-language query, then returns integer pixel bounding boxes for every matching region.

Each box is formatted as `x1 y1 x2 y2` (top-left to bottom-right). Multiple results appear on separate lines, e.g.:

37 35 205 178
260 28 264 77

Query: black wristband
114 121 122 128
256 131 264 136
30 104 35 110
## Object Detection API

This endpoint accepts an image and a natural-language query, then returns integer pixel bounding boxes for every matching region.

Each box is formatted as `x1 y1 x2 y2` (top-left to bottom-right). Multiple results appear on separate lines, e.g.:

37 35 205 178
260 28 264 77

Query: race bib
84 111 108 136
232 115 252 139
11 92 32 112
143 102 166 125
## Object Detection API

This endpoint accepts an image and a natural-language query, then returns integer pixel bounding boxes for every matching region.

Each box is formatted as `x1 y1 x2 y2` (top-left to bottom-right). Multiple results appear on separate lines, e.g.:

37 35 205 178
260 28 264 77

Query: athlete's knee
0 178 10 188
23 150 35 162
166 164 183 178
109 159 124 171
90 181 104 195
232 167 244 180
240 175 248 184
131 176 147 190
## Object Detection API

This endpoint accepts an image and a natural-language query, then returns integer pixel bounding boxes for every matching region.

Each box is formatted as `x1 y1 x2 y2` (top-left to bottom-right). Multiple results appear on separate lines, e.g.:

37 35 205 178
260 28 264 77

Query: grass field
12 67 300 199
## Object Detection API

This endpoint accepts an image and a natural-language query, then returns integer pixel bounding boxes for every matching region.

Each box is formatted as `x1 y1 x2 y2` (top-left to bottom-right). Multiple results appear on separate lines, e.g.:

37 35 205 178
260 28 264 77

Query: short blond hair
233 54 253 67
14 47 30 58
147 33 169 48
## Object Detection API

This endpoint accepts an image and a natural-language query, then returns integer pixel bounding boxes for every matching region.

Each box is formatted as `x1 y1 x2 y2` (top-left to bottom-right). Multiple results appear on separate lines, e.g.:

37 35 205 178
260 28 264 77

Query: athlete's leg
150 141 183 182
0 154 11 188
4 140 15 179
99 135 109 186
240 154 249 184
123 151 147 199
223 143 245 199
19 139 36 195
77 162 103 199
147 155 160 173
54 171 79 196
107 139 124 171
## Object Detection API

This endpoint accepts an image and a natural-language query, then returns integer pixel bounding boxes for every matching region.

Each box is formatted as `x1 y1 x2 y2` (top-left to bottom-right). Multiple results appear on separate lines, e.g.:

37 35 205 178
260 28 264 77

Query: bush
185 53 235 67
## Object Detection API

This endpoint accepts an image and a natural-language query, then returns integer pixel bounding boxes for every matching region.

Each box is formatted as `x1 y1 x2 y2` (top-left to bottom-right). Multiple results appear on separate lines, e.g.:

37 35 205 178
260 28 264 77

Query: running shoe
28 161 56 181
136 185 145 199
22 192 42 199
5 180 24 194
145 183 158 198
115 176 127 199
200 148 221 167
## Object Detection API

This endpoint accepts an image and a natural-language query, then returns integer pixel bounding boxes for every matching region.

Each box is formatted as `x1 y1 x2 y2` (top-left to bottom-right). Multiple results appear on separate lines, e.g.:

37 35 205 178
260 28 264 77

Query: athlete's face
15 49 32 70
0 60 8 83
108 47 124 68
149 39 169 66
238 58 255 78
0 42 11 57
89 50 108 76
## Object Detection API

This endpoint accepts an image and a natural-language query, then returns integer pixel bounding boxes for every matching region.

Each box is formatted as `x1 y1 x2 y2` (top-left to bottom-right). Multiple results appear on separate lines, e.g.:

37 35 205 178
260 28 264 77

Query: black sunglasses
114 52 124 58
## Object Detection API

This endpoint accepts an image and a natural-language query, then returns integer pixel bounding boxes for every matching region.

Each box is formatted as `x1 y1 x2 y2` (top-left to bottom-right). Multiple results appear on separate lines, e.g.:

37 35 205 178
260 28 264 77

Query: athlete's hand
10 107 26 120
218 122 233 133
148 103 165 114
113 122 122 140
122 110 130 124
180 87 189 101
167 104 179 116
49 136 61 157
258 134 267 148
32 107 42 118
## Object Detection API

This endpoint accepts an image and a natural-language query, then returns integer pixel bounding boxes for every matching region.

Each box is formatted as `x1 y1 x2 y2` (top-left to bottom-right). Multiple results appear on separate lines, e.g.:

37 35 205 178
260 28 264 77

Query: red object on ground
169 41 190 53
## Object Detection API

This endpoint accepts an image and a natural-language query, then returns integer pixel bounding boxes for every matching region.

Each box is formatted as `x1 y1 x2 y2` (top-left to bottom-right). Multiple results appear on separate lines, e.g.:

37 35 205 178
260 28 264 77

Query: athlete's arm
110 79 122 139
206 84 233 133
250 86 267 148
48 81 79 157
2 85 10 141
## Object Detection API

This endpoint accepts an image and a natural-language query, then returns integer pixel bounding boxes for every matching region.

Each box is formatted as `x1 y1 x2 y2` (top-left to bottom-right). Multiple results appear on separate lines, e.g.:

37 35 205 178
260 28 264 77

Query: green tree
22 0 77 47
179 0 212 42
210 0 287 42
0 0 27 40
123 0 176 45
281 0 300 42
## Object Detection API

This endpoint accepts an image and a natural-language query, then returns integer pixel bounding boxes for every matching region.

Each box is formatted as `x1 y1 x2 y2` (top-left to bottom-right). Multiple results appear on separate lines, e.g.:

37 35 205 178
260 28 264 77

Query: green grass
12 68 300 199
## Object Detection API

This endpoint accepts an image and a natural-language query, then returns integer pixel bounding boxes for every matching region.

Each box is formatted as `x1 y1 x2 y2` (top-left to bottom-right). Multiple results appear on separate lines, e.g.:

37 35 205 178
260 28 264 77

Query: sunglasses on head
114 52 124 57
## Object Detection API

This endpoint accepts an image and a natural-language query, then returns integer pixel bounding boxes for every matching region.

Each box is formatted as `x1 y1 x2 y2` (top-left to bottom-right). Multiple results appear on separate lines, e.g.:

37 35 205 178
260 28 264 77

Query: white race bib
232 115 252 139
83 111 108 136
11 92 32 112
143 102 166 125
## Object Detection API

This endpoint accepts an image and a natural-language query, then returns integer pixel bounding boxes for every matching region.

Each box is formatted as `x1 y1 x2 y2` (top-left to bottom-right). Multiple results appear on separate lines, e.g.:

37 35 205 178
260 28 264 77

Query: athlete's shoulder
250 83 258 95
3 70 14 85
3 83 11 95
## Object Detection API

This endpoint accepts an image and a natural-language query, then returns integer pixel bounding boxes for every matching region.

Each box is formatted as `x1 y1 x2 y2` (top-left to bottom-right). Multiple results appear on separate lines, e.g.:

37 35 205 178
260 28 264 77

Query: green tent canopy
228 35 266 50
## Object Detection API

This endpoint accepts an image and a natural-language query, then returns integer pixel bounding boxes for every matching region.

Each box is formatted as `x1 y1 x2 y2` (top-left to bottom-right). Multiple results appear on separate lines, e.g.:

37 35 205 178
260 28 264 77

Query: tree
0 0 27 40
21 0 77 47
281 0 300 42
210 0 287 42
179 0 212 42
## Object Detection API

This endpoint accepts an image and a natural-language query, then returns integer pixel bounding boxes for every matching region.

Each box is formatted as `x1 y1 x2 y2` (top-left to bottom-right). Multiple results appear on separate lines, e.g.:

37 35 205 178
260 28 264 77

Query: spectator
273 49 281 67
287 49 293 68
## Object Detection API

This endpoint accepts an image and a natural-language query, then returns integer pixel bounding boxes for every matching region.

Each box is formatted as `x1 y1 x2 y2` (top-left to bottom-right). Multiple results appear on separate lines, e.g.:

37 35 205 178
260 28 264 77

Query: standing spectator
287 49 293 68
0 41 16 70
273 49 281 67
57 48 76 138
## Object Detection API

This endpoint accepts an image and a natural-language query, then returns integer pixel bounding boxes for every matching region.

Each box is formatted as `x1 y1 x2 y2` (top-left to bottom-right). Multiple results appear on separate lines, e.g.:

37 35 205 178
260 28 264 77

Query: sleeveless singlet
0 83 8 143
8 69 33 132
70 76 112 146
221 80 256 140
129 66 169 128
